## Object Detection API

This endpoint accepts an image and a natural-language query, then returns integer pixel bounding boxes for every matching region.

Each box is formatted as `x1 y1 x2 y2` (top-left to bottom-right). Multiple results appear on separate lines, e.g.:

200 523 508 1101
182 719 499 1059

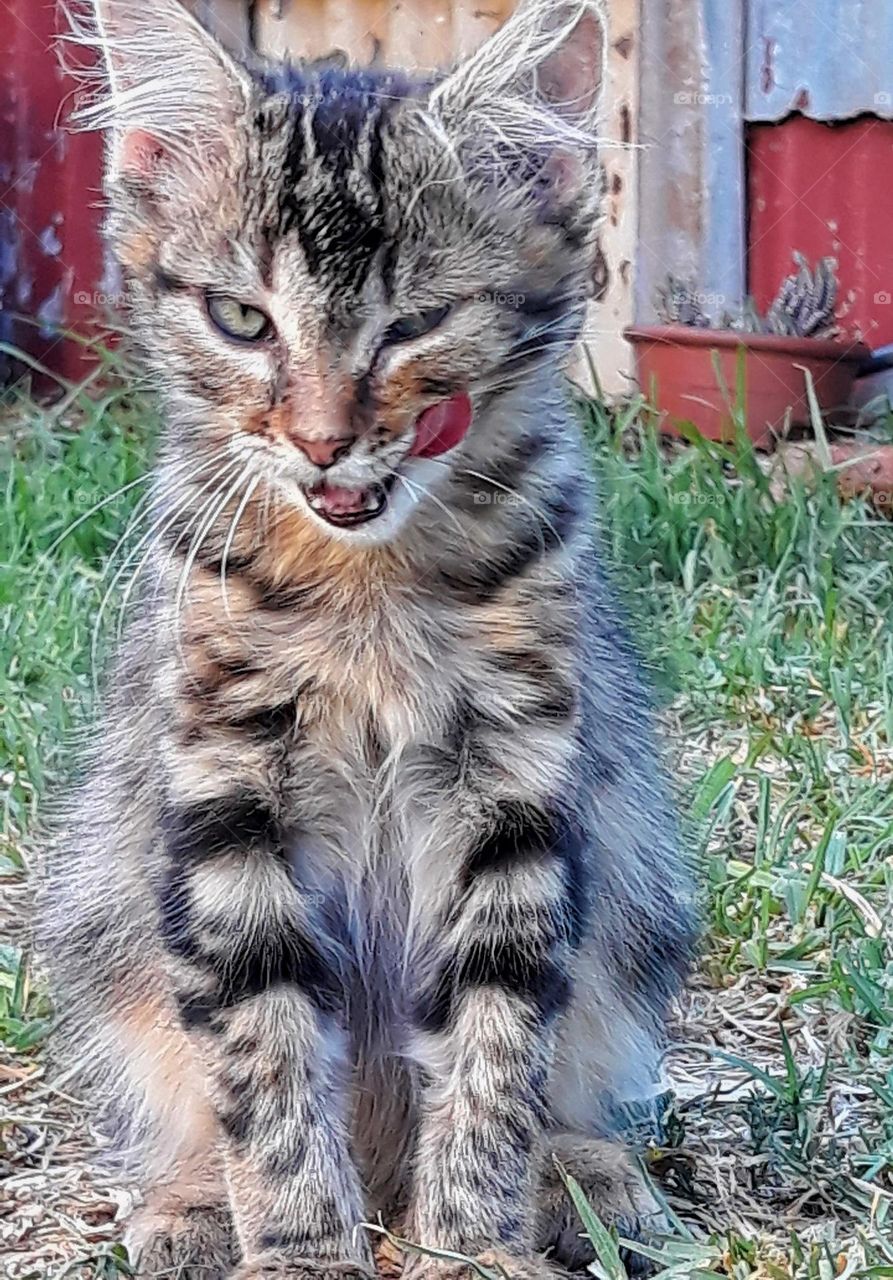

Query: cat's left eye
382 304 451 346
206 294 272 343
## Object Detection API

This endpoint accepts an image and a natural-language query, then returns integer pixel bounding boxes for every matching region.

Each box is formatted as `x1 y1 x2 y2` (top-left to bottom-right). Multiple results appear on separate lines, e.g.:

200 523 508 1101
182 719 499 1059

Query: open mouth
305 474 397 528
301 393 475 530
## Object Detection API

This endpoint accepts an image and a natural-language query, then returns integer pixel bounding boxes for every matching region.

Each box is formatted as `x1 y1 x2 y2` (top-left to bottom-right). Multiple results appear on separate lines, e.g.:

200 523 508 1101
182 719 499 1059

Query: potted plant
624 256 870 447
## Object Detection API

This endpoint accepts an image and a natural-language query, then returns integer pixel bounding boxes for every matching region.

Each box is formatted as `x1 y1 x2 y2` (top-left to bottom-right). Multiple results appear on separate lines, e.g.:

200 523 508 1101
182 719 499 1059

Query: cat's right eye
382 305 451 346
206 294 273 344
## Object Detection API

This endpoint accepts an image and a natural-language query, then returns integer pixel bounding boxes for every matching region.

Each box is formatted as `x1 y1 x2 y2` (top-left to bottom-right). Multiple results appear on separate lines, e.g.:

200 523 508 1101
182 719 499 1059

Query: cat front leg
159 789 371 1280
405 801 587 1280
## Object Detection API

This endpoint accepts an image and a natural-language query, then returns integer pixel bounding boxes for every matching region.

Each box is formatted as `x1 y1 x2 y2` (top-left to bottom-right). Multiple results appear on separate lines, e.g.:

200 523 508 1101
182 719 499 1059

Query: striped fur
38 3 695 1278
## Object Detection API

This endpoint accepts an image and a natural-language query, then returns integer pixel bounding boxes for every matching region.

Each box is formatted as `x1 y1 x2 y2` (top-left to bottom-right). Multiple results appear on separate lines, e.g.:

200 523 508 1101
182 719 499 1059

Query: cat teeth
304 480 391 527
307 484 368 514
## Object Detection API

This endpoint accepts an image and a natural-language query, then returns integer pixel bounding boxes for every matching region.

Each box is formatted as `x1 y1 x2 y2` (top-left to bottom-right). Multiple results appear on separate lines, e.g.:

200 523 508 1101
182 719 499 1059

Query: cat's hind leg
84 980 236 1277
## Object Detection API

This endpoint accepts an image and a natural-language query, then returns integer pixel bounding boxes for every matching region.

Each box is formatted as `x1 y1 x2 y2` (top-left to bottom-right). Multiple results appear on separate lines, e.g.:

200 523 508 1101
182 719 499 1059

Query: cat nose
289 433 355 469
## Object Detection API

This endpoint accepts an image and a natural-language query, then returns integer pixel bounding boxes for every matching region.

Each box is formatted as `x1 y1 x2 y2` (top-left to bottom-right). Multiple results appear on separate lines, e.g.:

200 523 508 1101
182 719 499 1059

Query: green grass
578 396 893 1277
585 396 893 1028
2 371 892 1277
0 377 157 866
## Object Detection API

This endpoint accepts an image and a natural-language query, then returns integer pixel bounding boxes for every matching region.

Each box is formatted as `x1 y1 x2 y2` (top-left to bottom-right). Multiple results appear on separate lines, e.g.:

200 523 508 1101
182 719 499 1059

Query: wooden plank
189 0 251 52
249 0 510 67
255 0 331 60
388 0 451 70
451 0 512 60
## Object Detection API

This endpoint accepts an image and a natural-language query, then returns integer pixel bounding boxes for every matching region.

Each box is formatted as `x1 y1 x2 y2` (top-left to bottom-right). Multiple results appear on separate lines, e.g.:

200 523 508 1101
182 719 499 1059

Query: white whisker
424 457 577 594
100 456 199 583
220 470 262 618
90 458 241 695
45 472 153 557
172 463 258 665
460 465 573 562
397 472 474 550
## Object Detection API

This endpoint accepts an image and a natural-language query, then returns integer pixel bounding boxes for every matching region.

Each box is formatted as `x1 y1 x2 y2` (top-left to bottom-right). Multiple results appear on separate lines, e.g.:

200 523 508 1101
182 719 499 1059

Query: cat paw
127 1200 237 1278
537 1134 666 1275
538 1135 666 1275
231 1258 373 1280
402 1249 556 1280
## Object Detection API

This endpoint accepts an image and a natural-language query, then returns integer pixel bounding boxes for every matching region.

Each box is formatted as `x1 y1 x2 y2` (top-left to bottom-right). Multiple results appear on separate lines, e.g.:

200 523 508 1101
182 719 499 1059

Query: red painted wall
748 116 893 350
0 1 106 389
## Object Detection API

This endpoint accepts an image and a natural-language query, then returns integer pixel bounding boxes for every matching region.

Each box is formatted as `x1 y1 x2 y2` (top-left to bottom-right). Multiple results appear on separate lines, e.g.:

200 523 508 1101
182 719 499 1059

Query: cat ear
533 1 604 126
69 0 252 186
429 0 604 204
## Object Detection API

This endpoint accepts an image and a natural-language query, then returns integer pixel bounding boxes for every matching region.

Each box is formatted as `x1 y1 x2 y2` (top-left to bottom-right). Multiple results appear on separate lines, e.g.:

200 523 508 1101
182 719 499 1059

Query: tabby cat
38 1 695 1277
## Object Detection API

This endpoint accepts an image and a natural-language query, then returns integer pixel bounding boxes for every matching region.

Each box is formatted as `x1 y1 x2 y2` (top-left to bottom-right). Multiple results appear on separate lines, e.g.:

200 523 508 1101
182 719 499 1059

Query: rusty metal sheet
635 0 746 325
748 115 893 348
746 0 893 122
0 0 106 388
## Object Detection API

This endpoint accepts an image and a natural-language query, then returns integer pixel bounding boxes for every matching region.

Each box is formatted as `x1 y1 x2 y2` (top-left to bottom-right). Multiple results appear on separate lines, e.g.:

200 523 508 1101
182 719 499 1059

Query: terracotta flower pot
624 325 870 448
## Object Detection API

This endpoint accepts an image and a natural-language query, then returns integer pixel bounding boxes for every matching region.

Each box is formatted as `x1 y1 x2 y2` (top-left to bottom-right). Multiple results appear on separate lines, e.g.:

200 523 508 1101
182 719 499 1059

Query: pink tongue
410 393 473 458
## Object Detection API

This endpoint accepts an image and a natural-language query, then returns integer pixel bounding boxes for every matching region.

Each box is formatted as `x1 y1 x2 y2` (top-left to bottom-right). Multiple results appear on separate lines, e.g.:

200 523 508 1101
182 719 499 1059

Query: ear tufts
60 0 252 169
536 4 604 124
429 0 606 162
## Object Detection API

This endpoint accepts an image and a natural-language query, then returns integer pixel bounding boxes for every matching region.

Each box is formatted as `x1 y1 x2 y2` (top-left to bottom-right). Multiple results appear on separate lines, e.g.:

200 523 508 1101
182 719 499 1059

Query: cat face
84 0 604 544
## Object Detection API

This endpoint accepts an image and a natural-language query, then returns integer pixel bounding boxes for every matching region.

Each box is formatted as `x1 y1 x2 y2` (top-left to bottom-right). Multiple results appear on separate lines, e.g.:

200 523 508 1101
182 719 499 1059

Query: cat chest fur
166 554 579 836
164 567 513 1023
